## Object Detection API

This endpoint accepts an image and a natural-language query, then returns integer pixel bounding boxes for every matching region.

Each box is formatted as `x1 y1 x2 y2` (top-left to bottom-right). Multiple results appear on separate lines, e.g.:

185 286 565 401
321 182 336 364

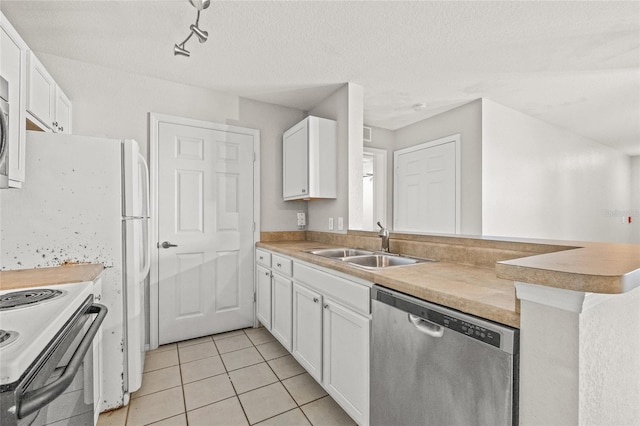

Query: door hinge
253 292 256 302
252 222 256 232
253 152 256 162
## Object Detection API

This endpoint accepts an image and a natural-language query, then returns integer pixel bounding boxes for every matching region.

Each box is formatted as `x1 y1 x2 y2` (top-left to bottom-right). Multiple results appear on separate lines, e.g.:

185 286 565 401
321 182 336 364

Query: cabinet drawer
256 249 271 267
294 262 370 315
272 254 293 276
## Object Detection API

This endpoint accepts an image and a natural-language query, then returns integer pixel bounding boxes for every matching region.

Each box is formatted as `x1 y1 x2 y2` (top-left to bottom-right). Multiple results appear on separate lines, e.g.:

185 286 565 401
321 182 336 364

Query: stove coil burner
0 329 19 348
0 289 64 310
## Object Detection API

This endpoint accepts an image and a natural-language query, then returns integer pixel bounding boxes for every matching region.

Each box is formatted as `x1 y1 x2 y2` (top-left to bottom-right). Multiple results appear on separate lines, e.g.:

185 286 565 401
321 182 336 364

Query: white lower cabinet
293 262 371 426
254 251 371 425
271 273 293 351
255 249 293 351
292 283 323 382
323 298 370 425
256 264 272 329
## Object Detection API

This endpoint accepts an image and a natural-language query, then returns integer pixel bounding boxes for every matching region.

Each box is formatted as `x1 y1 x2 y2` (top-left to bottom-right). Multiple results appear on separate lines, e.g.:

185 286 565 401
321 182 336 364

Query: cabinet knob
277 263 282 267
313 297 319 303
52 121 58 127
323 304 329 309
59 126 64 132
302 189 306 193
265 271 270 276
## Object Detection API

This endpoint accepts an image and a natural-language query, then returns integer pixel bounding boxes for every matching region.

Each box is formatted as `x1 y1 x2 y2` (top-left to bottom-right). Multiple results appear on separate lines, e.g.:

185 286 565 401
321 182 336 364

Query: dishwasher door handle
408 314 444 338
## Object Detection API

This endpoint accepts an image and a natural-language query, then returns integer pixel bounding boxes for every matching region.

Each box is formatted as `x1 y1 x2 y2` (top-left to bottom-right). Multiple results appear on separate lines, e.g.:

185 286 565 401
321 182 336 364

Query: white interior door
157 122 256 345
394 135 459 234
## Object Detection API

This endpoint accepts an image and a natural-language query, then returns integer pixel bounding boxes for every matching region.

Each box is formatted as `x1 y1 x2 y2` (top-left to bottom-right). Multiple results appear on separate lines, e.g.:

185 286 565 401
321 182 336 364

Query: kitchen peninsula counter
257 240 520 328
496 241 640 293
257 233 640 329
0 263 104 291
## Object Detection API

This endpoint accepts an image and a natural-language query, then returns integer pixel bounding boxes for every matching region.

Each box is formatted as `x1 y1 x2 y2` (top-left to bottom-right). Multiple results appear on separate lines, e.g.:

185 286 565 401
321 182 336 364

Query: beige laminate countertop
257 241 520 328
0 264 104 291
496 242 640 294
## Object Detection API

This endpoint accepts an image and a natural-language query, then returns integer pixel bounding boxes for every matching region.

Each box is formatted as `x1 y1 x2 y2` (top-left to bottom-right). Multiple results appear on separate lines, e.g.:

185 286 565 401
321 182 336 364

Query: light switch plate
328 217 334 230
337 217 344 230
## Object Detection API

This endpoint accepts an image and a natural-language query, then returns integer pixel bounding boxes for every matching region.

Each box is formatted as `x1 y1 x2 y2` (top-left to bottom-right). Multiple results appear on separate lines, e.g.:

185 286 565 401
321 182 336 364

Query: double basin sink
306 248 436 270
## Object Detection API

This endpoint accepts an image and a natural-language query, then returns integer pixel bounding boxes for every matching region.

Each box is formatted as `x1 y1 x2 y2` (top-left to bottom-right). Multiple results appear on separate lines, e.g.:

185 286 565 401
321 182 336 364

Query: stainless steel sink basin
345 254 433 269
306 248 374 258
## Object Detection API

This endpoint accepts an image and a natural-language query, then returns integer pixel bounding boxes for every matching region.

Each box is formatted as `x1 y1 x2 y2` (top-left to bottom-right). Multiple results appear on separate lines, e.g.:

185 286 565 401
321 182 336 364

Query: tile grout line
177 339 188 425
127 327 343 426
244 328 317 426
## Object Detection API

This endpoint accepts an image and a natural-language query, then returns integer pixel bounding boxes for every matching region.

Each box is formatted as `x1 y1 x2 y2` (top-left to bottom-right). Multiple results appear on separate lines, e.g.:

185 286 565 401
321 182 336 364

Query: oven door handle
18 304 108 419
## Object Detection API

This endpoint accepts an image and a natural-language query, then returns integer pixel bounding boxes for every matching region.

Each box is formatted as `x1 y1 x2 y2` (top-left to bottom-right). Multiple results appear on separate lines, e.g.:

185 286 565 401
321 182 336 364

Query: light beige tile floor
97 328 356 426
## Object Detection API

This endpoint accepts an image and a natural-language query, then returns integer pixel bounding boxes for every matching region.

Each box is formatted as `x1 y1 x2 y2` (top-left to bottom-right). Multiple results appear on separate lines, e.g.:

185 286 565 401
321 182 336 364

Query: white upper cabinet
282 116 336 200
0 12 28 188
26 52 55 129
27 51 72 134
54 86 71 134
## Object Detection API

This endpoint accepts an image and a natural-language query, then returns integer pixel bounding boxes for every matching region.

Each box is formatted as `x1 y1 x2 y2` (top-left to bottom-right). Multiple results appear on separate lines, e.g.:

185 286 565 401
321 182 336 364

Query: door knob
159 241 178 249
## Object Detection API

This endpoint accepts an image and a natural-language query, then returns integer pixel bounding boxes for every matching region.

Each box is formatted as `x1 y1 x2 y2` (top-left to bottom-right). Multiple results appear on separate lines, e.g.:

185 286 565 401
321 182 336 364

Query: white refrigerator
0 131 150 411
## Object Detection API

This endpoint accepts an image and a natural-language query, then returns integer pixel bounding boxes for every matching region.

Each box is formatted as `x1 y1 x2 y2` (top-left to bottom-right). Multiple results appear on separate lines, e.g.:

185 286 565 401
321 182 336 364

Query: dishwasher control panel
374 287 512 350
430 310 501 348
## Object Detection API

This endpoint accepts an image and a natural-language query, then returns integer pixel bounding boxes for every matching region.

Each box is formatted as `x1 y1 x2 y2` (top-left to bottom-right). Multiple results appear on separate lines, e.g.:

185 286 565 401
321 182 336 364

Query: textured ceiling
2 1 639 154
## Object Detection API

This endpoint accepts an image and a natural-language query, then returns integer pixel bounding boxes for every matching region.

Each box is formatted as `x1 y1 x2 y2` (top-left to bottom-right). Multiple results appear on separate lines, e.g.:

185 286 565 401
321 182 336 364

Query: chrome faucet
377 221 390 252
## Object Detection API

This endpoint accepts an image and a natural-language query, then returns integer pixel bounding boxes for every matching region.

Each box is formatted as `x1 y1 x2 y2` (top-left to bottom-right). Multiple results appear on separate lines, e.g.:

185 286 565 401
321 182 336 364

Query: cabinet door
256 265 272 329
0 15 27 186
323 298 370 426
271 273 292 351
55 87 72 134
27 52 55 130
292 283 322 382
282 118 308 199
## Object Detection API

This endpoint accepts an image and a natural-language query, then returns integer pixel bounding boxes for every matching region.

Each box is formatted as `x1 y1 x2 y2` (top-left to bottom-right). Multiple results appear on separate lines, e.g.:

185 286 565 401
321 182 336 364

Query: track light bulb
174 44 190 57
189 0 210 10
190 24 208 43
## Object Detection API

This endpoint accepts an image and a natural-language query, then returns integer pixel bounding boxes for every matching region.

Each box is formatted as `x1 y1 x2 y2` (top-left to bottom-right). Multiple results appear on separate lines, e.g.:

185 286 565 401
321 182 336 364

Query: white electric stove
0 283 92 384
0 282 106 426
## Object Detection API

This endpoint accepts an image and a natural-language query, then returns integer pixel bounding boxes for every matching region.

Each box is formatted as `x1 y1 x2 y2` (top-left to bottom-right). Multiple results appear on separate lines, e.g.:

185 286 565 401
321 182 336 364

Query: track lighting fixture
174 0 211 57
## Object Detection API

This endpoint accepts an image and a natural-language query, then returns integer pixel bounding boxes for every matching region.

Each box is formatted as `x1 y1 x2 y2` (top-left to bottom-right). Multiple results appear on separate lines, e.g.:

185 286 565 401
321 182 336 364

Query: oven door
14 301 107 426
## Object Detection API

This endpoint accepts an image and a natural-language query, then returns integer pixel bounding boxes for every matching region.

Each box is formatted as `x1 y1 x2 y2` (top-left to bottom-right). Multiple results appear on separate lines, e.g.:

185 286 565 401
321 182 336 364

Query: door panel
292 283 323 382
256 265 272 328
395 140 457 233
323 299 369 425
176 170 204 232
175 252 207 317
214 251 240 311
271 274 293 351
158 123 255 344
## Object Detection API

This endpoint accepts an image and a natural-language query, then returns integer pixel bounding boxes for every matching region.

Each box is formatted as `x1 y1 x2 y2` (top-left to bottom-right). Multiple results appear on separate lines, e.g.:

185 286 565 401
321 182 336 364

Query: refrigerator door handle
137 153 150 219
137 153 151 279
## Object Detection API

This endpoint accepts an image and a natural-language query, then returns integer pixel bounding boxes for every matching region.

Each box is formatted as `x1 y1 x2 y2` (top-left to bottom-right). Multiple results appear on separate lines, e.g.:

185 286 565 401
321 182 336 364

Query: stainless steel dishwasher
371 285 519 426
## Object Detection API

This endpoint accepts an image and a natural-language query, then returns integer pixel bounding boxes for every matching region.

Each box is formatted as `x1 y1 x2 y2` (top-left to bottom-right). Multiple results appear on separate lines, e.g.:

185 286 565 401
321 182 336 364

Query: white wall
35 53 307 232
518 284 640 425
308 83 364 233
38 53 240 160
228 98 306 232
482 98 633 243
394 100 483 235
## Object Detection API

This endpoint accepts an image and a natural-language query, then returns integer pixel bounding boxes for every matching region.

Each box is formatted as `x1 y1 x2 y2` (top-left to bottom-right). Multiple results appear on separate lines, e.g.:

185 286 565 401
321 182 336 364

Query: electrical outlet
297 212 306 228
338 217 344 230
328 217 334 230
